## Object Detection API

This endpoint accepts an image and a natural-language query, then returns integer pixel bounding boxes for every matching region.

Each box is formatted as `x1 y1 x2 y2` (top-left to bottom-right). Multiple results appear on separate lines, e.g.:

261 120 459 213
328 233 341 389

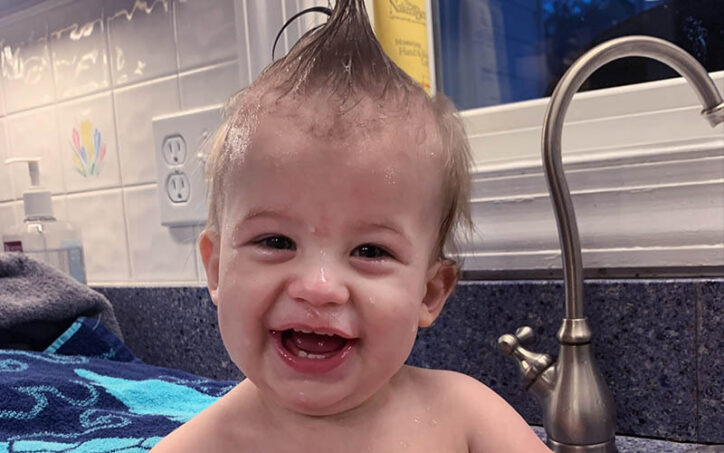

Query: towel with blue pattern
0 317 237 452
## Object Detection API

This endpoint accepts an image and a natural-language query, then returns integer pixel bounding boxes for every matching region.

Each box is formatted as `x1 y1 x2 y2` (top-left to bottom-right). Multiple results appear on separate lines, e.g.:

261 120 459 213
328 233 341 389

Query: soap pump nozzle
4 157 54 220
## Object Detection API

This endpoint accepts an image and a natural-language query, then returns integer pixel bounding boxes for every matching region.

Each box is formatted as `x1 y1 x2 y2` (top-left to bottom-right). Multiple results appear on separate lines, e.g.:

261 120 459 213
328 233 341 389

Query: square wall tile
179 61 239 110
124 184 197 282
175 0 237 71
296 0 330 35
194 225 206 283
57 91 121 192
5 106 65 197
0 15 55 113
282 0 327 54
0 74 6 116
48 0 111 100
106 0 177 87
114 75 180 185
0 202 19 236
52 195 69 223
66 189 130 282
245 0 283 80
0 119 15 201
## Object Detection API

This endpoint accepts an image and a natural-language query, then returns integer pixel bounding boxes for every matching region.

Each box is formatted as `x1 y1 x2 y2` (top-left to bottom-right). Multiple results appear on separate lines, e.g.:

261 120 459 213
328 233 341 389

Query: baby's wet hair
204 0 473 264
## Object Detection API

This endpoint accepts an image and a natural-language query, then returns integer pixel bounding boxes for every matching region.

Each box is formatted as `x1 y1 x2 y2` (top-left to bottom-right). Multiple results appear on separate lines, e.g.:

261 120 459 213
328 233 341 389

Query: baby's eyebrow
241 208 293 223
352 220 413 245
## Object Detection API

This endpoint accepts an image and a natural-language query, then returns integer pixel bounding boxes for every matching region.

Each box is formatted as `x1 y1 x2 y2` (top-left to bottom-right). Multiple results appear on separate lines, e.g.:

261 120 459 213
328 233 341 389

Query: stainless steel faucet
498 36 724 453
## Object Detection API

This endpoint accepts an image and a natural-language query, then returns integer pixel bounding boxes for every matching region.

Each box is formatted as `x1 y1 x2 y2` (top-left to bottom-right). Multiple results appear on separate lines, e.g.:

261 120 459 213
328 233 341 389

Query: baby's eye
254 235 296 251
352 244 393 260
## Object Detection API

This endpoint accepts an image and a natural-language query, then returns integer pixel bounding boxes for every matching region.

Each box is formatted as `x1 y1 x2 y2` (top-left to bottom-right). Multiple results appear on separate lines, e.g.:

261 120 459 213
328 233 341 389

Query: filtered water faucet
497 36 724 453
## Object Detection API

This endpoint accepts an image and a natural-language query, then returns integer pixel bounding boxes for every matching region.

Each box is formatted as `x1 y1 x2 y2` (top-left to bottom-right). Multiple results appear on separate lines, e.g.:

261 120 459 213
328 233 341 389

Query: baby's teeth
295 350 327 360
293 328 337 337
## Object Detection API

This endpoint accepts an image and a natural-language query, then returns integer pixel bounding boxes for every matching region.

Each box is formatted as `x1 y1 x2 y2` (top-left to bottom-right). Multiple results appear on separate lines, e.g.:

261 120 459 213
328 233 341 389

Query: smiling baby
150 1 550 451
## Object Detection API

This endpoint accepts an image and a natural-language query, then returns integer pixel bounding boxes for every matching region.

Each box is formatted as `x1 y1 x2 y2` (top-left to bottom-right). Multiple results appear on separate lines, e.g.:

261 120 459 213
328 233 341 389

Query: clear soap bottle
2 158 87 284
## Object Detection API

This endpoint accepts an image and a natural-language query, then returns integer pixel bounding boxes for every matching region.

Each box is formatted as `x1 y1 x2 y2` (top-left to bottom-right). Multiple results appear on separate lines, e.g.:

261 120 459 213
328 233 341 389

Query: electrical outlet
153 105 222 227
162 135 187 165
167 172 190 203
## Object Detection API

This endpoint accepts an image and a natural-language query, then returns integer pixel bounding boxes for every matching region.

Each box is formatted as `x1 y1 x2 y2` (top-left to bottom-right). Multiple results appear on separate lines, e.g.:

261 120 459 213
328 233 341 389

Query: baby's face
201 109 455 416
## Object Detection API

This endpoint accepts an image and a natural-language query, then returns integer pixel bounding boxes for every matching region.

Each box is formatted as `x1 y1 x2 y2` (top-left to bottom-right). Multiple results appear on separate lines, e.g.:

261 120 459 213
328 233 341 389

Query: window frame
458 70 724 275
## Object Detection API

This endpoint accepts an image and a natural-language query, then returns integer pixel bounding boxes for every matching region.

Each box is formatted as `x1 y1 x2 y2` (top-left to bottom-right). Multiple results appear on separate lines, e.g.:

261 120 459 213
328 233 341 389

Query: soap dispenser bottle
3 158 87 284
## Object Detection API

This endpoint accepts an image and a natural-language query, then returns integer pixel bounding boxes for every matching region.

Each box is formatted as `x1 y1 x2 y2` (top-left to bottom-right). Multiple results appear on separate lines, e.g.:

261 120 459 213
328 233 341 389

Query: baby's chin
257 377 385 418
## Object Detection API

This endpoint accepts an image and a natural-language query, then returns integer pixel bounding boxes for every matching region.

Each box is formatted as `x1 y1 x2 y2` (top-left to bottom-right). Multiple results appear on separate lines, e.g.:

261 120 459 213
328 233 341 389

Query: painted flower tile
57 91 121 192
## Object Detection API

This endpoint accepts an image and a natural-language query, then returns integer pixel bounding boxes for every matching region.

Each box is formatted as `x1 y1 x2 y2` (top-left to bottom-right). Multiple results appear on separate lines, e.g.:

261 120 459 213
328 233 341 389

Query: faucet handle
498 326 553 385
514 326 535 345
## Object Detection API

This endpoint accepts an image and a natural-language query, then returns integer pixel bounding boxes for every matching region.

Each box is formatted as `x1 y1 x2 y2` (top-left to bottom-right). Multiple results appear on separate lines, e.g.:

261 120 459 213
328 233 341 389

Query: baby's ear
419 260 458 327
199 229 221 306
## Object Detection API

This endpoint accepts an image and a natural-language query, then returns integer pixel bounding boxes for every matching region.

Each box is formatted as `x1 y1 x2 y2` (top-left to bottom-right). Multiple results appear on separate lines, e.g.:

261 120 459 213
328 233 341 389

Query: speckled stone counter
530 426 721 452
95 278 724 446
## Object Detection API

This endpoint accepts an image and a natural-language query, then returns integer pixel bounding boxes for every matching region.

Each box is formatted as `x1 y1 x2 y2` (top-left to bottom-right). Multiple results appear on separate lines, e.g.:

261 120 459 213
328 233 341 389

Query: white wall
0 0 327 285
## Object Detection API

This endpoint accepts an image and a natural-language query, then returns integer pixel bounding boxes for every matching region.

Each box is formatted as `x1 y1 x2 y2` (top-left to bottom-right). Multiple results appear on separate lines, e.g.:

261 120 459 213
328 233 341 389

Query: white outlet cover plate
152 105 222 227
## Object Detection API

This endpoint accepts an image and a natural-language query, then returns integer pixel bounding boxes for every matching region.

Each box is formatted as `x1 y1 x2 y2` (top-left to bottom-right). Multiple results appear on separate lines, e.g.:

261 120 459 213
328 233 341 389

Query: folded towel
0 253 123 351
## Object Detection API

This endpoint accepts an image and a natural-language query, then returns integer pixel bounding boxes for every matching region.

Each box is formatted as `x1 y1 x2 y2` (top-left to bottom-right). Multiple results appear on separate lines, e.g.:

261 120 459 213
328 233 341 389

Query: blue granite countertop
531 426 723 452
95 278 724 447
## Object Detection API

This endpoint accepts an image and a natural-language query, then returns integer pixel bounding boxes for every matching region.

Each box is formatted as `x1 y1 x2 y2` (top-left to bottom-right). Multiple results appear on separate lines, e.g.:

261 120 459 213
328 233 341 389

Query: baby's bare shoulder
403 366 551 453
149 387 252 453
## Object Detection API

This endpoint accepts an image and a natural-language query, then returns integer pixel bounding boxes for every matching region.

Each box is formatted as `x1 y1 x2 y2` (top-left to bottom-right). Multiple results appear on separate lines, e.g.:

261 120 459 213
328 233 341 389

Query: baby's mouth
274 328 352 359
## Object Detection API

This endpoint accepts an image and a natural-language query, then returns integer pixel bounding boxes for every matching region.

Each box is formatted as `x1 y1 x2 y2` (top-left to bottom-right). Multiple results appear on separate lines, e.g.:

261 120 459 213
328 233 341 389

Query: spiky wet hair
205 0 472 262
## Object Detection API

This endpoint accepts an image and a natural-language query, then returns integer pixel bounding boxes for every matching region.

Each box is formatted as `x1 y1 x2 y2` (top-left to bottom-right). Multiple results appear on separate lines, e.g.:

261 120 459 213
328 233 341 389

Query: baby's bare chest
222 417 468 453
232 433 468 453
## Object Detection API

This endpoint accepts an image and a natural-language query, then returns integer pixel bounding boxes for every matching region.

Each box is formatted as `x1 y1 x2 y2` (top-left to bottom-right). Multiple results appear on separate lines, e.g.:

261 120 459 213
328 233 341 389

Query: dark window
435 0 724 110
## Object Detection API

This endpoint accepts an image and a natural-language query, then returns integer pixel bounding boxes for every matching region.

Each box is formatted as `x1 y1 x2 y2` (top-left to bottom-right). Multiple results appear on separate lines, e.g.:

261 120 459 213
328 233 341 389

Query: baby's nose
287 261 350 306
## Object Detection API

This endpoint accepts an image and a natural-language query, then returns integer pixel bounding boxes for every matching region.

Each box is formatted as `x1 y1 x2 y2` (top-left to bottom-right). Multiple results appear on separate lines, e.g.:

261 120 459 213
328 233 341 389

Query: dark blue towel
0 317 237 452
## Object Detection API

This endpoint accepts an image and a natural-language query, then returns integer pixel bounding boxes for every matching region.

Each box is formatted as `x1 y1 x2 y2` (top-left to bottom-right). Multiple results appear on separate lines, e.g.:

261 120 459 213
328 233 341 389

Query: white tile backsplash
193 225 206 283
175 0 237 71
0 0 282 284
5 106 65 197
106 0 177 87
179 61 239 109
0 74 6 117
57 91 121 192
123 184 197 281
0 14 55 113
48 0 110 100
66 189 130 283
0 119 15 202
0 202 18 233
52 195 69 223
114 75 181 185
245 0 283 79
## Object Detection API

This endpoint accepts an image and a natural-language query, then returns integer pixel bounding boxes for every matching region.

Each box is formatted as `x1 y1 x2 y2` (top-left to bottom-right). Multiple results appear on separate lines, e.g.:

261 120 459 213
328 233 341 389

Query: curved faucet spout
543 36 724 320
501 35 724 453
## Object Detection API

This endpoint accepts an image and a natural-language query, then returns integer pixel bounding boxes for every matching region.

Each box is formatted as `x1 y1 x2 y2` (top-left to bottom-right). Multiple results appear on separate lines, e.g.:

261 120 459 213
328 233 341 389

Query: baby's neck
243 372 399 431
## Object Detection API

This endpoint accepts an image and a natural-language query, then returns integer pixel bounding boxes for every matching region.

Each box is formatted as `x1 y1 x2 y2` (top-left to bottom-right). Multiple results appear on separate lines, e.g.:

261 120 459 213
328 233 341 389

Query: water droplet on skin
384 167 397 185
399 440 409 449
368 296 376 305
413 417 421 424
431 419 438 426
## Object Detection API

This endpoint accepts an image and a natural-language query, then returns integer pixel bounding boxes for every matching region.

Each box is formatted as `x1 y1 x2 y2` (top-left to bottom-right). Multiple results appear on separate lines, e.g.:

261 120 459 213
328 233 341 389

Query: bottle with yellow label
373 0 434 94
